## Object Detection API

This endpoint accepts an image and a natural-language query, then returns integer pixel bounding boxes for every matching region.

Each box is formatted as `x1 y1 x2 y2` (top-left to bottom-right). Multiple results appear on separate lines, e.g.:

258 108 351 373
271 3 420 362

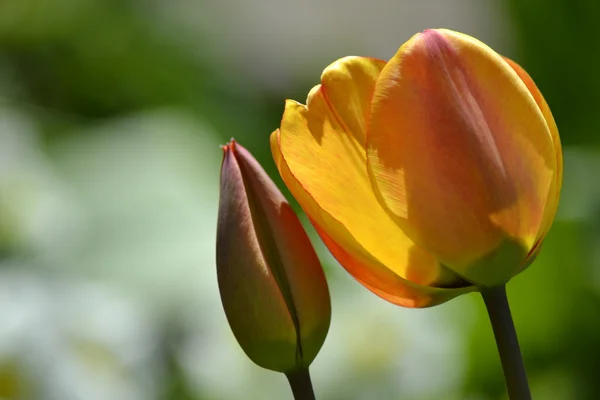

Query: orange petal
503 56 563 243
367 29 556 284
312 219 475 308
272 130 474 307
271 57 472 306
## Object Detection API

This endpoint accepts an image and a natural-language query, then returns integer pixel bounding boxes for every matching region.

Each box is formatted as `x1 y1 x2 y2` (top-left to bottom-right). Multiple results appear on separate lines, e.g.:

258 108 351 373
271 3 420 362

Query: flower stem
481 285 531 400
285 368 316 400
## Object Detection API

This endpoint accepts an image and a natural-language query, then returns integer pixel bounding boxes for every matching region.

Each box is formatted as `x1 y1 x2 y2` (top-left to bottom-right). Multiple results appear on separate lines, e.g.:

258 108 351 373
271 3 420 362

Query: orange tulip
217 140 331 373
271 29 562 307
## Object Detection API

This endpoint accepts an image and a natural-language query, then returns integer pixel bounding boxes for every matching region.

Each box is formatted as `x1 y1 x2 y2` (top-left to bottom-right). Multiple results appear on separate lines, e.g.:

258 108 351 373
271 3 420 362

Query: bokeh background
1 0 599 399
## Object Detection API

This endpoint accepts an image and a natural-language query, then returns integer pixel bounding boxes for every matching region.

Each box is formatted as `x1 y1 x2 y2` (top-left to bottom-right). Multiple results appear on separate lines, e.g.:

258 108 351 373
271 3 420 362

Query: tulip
271 29 562 307
216 140 331 375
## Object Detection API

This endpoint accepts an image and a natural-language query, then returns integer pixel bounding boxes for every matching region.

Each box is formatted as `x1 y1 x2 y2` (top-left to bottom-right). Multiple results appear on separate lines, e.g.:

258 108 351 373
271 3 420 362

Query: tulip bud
216 140 331 373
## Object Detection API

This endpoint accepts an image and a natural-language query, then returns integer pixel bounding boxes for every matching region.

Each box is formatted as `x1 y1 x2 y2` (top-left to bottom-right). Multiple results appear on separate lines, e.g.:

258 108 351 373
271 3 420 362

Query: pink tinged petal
503 56 563 243
367 29 556 285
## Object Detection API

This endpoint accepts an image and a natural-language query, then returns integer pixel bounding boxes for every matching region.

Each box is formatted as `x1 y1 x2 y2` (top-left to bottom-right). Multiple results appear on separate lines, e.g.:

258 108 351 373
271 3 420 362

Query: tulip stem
286 368 316 400
481 285 531 400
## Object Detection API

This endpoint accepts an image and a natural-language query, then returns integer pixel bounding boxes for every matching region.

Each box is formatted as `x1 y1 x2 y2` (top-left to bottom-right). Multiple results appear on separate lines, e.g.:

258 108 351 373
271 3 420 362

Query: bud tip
221 138 237 153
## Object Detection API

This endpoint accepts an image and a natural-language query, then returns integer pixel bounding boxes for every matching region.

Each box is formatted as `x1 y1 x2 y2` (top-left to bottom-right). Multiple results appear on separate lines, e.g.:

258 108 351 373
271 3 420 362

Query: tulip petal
503 56 563 242
272 57 472 306
272 130 474 307
319 56 387 146
367 29 556 284
312 219 476 307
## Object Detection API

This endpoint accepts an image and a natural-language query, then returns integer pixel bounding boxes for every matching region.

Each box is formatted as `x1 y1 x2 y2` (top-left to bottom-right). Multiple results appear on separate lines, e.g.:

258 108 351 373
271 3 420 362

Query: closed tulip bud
271 28 562 307
216 140 331 374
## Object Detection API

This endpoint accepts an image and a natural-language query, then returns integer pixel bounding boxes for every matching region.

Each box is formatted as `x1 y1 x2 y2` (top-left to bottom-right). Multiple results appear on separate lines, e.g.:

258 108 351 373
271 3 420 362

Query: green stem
481 285 531 400
285 368 316 400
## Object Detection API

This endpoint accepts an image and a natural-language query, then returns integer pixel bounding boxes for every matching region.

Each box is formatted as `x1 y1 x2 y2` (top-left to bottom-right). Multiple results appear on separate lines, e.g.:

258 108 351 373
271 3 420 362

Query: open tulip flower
271 28 562 308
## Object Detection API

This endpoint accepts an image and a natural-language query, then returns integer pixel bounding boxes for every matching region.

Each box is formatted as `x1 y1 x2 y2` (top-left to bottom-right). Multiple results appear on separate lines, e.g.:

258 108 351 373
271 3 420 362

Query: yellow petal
312 218 475 307
272 56 472 306
272 130 474 307
367 29 556 284
319 56 388 146
503 56 563 242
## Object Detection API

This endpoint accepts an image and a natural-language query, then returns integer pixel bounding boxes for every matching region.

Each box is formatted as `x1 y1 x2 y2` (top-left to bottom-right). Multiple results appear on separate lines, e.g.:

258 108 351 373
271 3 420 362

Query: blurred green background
0 0 599 399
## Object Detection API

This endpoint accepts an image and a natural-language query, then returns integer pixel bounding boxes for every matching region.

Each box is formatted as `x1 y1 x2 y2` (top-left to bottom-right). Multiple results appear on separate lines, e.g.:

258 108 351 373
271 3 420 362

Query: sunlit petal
272 128 472 306
367 29 555 284
503 56 563 242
